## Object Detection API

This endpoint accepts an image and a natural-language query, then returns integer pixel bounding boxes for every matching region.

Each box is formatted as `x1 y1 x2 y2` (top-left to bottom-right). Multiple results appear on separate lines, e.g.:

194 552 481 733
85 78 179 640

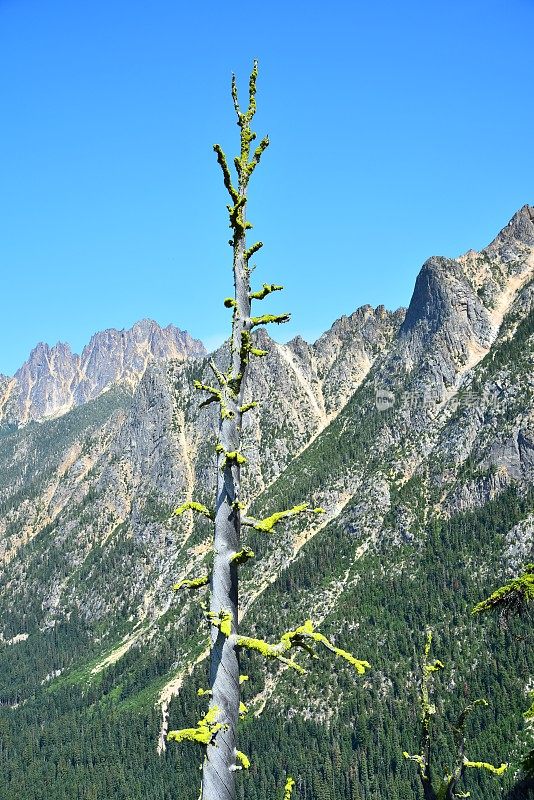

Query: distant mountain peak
397 204 533 396
484 203 534 254
1 319 206 425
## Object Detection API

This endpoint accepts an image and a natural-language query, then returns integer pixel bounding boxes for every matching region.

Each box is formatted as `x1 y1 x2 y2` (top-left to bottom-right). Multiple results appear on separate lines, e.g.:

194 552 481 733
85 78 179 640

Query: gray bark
201 182 251 800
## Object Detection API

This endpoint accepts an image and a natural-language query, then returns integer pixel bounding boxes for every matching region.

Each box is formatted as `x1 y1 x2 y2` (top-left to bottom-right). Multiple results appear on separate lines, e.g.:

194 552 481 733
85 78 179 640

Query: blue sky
1 0 533 375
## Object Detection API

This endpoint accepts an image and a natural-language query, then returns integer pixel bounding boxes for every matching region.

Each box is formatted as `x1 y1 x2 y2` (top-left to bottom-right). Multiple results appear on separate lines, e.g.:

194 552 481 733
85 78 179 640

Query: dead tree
473 563 534 782
167 61 370 800
404 630 507 800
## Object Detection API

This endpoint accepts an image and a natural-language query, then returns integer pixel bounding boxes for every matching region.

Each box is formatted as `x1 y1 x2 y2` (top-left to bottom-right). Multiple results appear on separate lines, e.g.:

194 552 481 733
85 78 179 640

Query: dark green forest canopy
1 484 533 799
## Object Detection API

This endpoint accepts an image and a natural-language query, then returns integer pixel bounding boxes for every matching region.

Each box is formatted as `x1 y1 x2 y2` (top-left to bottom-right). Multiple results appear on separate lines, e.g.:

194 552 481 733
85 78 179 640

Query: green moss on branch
213 144 238 202
463 760 507 775
193 380 222 410
174 501 214 521
230 546 255 565
283 777 296 799
243 504 325 533
250 313 291 327
206 609 233 637
235 750 250 770
404 631 507 800
249 283 283 300
239 401 258 414
220 450 248 469
173 574 209 591
245 135 269 178
244 241 264 262
237 619 370 677
167 706 224 746
472 563 534 618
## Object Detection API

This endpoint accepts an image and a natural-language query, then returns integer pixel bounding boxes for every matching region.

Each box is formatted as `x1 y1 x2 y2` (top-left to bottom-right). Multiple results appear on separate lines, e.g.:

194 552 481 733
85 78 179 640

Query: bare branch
249 283 283 301
250 313 291 327
174 574 209 591
242 504 325 533
213 144 238 202
174 501 214 521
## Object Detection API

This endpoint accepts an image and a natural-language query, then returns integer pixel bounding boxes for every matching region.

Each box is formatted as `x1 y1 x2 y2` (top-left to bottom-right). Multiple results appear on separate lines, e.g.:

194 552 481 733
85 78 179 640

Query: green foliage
2 396 531 799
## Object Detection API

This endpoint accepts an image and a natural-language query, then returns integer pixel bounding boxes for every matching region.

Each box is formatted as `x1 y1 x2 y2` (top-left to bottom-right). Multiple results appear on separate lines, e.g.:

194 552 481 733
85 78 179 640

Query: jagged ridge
0 318 206 425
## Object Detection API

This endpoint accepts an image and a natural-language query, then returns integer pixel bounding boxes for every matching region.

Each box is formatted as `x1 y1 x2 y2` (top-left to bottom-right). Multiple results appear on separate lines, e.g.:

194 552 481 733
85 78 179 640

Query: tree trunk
201 183 250 800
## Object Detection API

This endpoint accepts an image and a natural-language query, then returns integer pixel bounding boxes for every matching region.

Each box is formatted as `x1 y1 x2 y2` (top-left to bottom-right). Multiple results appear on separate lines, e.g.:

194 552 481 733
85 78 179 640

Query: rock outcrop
0 319 206 424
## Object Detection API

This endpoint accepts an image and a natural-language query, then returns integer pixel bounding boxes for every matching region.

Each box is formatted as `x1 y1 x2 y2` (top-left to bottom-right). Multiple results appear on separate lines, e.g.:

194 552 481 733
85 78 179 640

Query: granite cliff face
0 319 205 424
0 207 533 799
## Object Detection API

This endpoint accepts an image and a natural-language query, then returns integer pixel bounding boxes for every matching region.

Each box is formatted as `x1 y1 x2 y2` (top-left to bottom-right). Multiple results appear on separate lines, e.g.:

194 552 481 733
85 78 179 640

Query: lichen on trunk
199 59 273 800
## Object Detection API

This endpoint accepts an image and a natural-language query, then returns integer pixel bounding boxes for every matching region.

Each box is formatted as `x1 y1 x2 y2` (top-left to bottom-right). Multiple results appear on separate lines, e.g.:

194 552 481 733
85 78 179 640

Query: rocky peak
285 304 405 415
485 204 534 255
400 256 490 340
391 205 534 402
0 320 206 425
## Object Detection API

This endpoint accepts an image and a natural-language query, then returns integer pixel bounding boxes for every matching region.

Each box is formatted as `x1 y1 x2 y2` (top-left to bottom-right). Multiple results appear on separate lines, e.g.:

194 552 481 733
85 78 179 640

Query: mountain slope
0 206 533 800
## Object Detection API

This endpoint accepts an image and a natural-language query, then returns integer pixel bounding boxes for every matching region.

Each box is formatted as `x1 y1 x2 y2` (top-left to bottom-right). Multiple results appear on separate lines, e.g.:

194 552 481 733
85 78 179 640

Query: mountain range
0 205 533 800
0 318 205 424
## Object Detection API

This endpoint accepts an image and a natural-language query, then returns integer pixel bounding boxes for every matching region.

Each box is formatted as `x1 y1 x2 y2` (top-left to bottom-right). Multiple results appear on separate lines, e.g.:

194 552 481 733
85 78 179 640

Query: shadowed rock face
0 319 206 424
392 205 534 405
